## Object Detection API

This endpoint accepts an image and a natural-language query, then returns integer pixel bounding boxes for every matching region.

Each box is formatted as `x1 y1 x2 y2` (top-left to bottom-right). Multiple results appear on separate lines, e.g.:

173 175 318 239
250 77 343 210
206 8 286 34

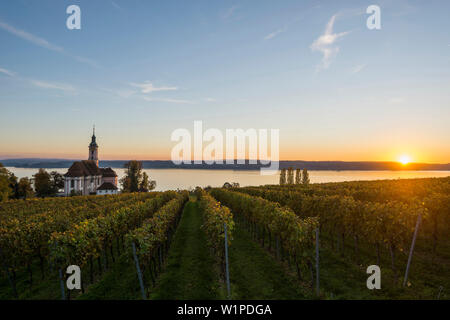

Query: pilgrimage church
64 128 118 196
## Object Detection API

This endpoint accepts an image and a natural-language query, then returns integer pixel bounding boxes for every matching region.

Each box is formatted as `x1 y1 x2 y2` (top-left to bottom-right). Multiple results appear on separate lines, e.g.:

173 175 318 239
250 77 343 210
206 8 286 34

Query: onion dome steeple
89 126 98 148
88 125 99 166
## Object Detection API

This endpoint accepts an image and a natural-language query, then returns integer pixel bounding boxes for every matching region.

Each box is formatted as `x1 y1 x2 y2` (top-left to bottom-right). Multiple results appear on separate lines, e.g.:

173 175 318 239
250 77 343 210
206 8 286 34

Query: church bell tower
88 126 99 166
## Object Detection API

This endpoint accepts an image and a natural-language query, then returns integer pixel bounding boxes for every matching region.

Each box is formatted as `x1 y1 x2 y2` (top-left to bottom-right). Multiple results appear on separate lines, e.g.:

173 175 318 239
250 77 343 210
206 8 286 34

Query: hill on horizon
1 158 449 171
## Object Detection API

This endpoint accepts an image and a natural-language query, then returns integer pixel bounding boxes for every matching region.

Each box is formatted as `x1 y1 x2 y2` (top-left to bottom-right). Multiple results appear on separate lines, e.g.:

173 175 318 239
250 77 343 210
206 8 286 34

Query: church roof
97 182 118 191
100 167 118 177
65 160 102 177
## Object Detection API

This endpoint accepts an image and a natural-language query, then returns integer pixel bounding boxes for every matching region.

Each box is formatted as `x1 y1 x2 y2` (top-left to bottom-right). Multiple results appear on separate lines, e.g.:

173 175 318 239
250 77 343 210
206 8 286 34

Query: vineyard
0 177 449 300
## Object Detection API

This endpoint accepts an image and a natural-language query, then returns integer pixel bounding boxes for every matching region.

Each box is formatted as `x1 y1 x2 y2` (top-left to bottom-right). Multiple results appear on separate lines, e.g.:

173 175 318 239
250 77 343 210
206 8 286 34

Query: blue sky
0 0 449 162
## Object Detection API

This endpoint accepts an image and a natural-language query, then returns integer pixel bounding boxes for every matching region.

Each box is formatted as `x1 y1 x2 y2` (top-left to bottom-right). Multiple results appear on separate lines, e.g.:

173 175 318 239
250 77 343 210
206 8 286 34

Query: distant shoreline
1 159 449 171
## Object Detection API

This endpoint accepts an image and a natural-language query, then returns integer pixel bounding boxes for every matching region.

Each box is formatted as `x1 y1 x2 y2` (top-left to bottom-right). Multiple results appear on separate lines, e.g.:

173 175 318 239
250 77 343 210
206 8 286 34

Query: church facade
64 129 118 196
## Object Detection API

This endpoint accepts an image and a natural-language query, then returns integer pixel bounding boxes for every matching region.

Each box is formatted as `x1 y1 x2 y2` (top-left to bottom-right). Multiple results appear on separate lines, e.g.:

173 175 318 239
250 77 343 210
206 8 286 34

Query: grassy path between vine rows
149 200 224 299
228 222 307 300
150 198 308 300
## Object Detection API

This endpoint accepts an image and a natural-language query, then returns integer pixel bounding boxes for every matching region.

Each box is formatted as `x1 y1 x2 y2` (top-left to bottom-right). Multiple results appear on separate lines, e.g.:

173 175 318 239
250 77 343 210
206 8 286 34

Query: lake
6 167 450 191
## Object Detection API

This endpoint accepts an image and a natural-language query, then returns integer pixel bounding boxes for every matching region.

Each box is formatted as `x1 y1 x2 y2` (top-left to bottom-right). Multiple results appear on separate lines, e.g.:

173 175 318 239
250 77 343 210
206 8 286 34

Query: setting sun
398 155 412 165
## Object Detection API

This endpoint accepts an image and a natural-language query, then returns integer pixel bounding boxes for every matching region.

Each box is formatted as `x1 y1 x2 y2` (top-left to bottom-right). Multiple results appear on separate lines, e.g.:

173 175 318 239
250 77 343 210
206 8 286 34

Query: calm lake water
6 167 450 191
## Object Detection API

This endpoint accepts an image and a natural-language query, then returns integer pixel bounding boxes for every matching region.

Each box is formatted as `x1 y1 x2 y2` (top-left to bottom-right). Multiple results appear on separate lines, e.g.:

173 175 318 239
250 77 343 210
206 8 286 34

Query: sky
0 0 449 163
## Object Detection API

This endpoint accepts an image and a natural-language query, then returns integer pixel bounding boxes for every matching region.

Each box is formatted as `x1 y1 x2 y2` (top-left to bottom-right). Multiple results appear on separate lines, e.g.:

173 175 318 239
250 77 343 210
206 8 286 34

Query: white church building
64 128 118 196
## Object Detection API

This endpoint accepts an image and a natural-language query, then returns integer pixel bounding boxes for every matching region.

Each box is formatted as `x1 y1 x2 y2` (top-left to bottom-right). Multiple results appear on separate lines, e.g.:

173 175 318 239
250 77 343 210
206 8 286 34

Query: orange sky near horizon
1 125 449 164
1 146 448 164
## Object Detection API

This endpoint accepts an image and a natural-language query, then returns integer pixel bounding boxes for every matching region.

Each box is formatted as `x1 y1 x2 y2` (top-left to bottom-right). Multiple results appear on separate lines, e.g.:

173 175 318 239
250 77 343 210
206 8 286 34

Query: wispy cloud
222 5 239 20
264 26 287 40
0 19 98 68
0 66 75 93
0 20 63 52
105 82 192 104
0 67 16 77
204 97 216 102
130 81 178 94
142 96 193 104
310 14 349 70
351 64 367 74
30 80 75 92
111 1 122 10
